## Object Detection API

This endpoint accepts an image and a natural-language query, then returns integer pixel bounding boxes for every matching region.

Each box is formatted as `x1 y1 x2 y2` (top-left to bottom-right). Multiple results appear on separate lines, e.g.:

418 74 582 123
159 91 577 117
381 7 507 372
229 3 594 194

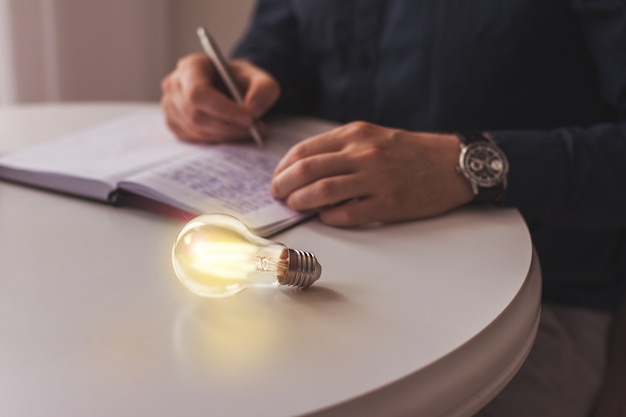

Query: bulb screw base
279 249 322 289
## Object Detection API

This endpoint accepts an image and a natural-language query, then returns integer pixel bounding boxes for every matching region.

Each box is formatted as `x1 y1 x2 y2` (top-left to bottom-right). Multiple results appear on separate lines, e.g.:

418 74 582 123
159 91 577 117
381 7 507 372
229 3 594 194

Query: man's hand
160 54 280 143
271 122 475 227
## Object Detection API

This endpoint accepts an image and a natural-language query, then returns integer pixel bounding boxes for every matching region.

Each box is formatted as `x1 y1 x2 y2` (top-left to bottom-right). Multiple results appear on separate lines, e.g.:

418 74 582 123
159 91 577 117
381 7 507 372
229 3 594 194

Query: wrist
438 134 476 207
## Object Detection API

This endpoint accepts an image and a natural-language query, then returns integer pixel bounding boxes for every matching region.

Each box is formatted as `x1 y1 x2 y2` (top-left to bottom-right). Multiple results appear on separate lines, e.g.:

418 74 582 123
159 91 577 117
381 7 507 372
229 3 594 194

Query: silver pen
196 26 264 147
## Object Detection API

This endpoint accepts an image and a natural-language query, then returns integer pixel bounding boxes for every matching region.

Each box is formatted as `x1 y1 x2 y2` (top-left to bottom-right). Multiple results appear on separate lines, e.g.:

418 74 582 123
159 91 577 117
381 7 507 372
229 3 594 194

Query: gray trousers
475 303 613 417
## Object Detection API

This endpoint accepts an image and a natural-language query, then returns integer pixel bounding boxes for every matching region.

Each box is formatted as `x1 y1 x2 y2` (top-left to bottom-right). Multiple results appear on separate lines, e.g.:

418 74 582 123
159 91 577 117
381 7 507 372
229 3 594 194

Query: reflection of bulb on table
172 213 322 298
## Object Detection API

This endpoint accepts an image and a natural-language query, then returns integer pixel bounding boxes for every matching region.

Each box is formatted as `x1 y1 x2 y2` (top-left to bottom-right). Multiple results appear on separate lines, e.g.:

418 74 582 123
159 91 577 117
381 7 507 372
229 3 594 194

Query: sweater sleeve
231 0 316 116
492 0 626 229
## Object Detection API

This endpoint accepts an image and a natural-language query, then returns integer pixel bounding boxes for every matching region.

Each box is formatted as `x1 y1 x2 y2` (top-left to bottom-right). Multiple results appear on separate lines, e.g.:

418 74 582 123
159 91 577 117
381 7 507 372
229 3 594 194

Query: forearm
492 121 626 229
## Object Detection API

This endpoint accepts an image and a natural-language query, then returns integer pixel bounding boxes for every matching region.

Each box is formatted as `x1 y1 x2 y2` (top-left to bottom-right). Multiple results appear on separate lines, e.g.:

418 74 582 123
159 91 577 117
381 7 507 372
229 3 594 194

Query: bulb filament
255 256 288 273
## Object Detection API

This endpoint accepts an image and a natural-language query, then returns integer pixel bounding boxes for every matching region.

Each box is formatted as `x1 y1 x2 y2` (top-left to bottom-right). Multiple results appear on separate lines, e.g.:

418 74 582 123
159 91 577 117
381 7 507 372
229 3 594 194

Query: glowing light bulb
172 213 322 298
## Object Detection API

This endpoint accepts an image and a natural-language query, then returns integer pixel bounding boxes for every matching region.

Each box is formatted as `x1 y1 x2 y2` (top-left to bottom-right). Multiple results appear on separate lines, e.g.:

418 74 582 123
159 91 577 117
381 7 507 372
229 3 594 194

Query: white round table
0 103 540 417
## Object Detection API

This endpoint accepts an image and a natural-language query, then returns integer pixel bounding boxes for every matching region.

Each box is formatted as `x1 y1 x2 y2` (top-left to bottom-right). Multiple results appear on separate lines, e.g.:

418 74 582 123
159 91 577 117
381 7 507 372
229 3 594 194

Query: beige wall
0 0 256 105
172 0 256 59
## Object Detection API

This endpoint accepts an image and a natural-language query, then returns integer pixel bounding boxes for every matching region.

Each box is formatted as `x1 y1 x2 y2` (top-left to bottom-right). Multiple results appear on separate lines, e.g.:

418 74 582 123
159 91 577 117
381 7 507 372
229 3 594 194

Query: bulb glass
172 214 288 298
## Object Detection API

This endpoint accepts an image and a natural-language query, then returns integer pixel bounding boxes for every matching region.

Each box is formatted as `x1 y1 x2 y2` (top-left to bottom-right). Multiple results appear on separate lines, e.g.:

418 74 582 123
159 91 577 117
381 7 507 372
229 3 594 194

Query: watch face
460 142 508 187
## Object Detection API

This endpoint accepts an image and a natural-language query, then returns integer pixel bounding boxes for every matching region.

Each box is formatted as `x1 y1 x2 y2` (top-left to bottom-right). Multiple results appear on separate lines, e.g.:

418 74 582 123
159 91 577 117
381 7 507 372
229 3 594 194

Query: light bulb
172 213 322 298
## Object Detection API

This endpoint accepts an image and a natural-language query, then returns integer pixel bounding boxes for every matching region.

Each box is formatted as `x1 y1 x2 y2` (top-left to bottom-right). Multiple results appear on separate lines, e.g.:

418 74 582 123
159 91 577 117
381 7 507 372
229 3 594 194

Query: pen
196 26 264 147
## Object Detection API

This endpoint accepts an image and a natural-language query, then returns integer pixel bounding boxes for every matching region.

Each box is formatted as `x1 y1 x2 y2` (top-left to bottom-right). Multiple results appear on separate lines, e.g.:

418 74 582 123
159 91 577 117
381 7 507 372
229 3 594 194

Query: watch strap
471 178 506 205
458 130 492 145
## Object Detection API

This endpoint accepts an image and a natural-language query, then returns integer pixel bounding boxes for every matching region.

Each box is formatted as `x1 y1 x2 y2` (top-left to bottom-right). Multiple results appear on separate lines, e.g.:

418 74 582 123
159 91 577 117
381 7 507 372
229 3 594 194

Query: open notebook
0 110 338 236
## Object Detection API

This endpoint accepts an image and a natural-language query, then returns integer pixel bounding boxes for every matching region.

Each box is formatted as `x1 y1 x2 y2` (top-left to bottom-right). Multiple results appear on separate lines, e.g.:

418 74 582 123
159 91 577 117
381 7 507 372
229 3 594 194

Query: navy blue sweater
233 0 626 309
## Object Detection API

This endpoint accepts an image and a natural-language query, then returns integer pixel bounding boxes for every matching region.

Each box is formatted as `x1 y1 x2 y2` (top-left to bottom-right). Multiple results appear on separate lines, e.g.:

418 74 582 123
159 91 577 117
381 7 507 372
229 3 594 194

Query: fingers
186 82 253 128
271 123 378 214
161 94 263 143
167 54 252 124
318 198 381 227
160 55 279 143
272 151 354 200
274 129 347 175
231 59 281 118
286 174 369 211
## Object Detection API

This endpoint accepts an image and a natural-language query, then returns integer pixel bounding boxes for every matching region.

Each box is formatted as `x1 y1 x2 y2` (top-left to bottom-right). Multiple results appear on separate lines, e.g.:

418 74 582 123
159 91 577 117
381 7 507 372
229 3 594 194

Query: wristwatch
456 130 509 204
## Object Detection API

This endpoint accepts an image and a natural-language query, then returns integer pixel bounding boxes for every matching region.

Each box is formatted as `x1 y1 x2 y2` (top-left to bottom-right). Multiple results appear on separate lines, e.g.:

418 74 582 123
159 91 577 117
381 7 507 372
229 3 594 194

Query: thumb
231 60 281 118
